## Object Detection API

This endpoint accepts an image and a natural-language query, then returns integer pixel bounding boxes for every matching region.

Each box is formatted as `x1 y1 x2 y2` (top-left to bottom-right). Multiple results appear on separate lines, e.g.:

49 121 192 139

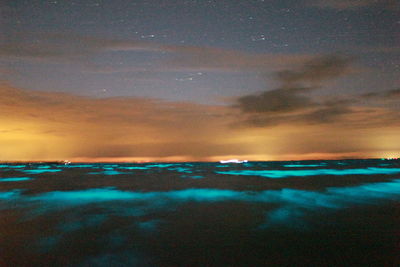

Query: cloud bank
0 77 400 161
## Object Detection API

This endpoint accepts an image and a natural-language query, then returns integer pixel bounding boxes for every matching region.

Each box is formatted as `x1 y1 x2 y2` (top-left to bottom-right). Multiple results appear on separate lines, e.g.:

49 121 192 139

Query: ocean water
0 159 399 266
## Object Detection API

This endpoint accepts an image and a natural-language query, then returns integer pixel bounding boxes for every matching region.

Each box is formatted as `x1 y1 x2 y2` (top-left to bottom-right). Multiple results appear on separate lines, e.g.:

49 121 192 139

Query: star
141 34 156 39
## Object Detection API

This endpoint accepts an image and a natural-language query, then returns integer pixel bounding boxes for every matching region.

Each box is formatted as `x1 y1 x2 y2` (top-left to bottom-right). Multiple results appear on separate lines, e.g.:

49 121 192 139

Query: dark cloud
299 100 353 124
235 54 355 126
362 88 400 99
276 55 353 86
386 89 400 98
237 100 353 127
237 86 316 114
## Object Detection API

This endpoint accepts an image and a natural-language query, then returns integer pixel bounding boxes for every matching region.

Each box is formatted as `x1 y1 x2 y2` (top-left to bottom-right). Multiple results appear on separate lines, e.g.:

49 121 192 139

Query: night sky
1 0 399 161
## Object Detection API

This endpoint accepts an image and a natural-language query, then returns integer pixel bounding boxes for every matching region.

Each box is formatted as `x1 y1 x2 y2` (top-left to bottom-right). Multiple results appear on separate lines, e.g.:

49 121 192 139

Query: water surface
1 159 399 266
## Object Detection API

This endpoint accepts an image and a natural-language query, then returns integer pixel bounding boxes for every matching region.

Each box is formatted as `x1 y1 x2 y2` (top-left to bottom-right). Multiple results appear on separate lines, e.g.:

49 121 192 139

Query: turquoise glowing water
0 159 399 266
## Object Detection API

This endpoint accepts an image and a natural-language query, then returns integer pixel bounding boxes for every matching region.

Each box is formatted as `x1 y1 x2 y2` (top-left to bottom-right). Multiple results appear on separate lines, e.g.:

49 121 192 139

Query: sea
0 159 399 266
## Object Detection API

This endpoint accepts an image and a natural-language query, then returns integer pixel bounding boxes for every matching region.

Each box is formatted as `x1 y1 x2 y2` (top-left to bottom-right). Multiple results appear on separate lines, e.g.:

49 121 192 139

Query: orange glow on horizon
0 151 386 163
0 83 399 162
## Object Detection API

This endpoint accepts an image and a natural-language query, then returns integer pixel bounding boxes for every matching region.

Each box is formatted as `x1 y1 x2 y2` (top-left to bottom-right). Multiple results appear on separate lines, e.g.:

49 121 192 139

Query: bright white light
219 159 248 164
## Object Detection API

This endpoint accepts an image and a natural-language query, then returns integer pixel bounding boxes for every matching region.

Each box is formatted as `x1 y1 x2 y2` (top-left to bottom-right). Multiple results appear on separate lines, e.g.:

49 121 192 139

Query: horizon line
0 157 397 164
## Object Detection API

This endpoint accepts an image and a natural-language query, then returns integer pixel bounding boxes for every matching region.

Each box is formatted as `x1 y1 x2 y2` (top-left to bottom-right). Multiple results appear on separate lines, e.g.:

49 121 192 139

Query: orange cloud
0 82 242 161
1 82 399 162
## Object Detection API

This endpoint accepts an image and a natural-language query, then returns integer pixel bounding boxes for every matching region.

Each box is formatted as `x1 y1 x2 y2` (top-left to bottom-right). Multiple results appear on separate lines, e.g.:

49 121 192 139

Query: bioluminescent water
0 159 399 266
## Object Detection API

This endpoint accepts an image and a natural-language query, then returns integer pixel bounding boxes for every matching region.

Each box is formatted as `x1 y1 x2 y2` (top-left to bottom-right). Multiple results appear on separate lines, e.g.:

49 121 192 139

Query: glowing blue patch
170 188 242 202
256 179 400 228
27 188 244 207
216 167 400 178
284 164 326 168
10 165 26 168
37 165 51 169
2 178 400 229
327 179 400 201
137 220 159 232
21 179 400 207
264 207 306 228
0 190 22 199
23 169 62 174
0 165 10 168
117 166 149 170
216 165 230 168
145 164 174 168
88 170 127 175
0 177 32 182
169 167 193 173
183 163 194 167
66 164 95 168
32 188 141 204
181 175 204 179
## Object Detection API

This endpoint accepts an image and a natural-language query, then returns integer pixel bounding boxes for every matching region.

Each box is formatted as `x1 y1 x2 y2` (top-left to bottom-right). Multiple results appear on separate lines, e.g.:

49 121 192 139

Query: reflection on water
0 159 399 266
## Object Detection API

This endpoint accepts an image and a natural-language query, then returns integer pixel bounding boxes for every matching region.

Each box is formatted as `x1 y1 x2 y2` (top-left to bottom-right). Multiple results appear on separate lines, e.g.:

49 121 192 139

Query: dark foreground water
0 159 399 266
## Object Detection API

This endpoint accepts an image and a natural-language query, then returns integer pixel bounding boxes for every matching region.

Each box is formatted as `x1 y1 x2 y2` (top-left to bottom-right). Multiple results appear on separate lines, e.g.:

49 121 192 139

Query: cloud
236 86 316 114
235 54 356 126
362 88 400 99
234 53 400 128
236 101 354 127
0 33 162 62
275 54 353 86
307 0 398 10
0 32 309 73
298 99 353 124
0 82 237 160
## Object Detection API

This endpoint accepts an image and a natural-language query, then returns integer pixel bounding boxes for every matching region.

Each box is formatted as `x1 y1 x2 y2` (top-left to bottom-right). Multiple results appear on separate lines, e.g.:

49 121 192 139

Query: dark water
1 159 399 266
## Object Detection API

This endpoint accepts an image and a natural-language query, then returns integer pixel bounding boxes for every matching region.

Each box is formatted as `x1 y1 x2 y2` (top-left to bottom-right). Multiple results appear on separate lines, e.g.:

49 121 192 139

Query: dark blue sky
2 0 398 102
